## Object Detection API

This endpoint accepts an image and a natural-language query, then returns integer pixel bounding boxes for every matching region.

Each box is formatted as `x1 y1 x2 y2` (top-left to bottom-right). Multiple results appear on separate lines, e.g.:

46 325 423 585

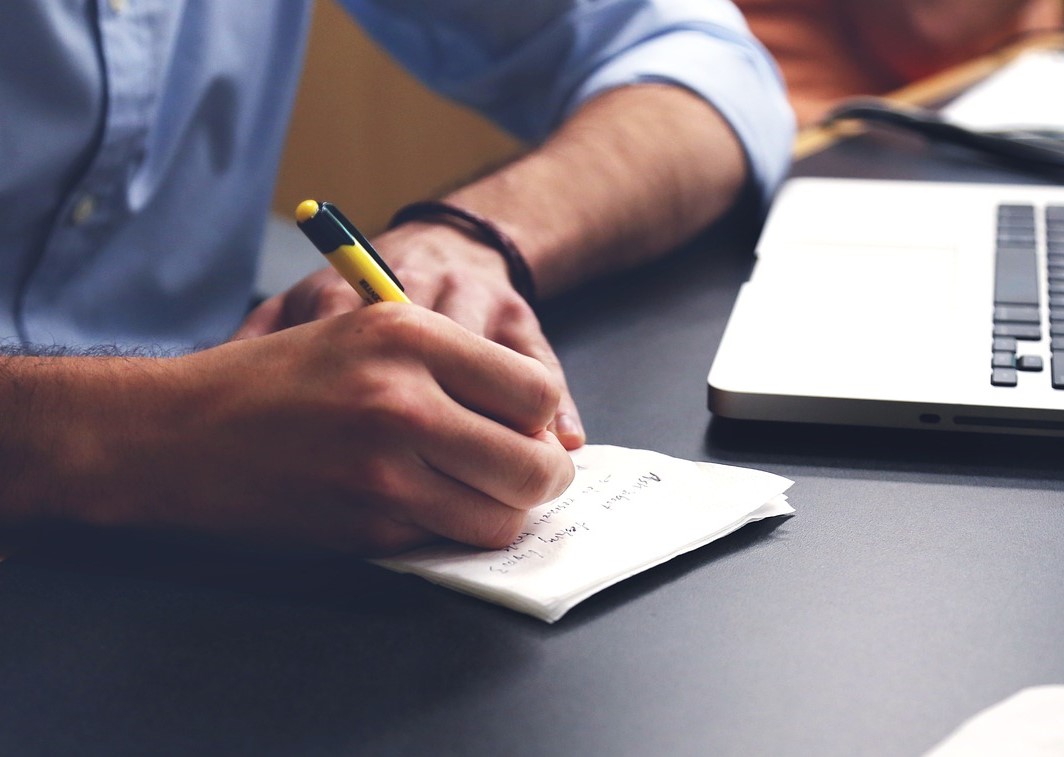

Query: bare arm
431 83 747 297
1 306 574 556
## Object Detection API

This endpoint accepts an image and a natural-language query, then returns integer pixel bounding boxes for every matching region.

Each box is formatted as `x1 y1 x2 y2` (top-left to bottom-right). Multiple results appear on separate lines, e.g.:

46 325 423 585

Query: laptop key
994 247 1040 306
992 351 1016 368
994 323 1041 339
1053 354 1064 389
994 304 1040 323
991 368 1019 387
992 336 1018 352
999 203 1036 217
1017 354 1044 371
997 231 1037 245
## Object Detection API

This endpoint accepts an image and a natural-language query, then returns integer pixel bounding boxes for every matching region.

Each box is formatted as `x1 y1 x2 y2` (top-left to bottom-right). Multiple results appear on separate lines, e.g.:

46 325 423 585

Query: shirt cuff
568 29 796 211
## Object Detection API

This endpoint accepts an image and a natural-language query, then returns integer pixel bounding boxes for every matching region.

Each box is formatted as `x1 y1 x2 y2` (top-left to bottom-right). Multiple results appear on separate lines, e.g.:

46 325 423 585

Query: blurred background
272 0 523 237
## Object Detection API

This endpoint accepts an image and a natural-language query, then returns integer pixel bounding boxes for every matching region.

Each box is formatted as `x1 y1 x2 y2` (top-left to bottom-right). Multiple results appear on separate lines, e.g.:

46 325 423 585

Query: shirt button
70 194 97 225
108 0 127 13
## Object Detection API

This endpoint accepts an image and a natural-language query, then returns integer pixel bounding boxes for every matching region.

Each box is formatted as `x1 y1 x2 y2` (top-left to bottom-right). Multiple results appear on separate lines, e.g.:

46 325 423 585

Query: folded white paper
925 685 1064 756
375 444 794 622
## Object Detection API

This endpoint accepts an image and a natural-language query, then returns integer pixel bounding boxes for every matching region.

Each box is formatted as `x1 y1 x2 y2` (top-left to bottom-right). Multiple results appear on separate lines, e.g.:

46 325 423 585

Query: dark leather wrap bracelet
388 200 537 306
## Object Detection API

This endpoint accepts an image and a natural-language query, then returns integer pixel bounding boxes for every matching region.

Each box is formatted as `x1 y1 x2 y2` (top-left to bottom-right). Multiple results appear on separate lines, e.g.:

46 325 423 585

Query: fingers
187 304 578 557
350 418 573 551
371 228 585 447
416 406 575 513
296 364 572 552
388 307 562 436
490 302 586 450
382 446 570 550
231 267 365 340
294 274 364 321
424 282 585 448
330 307 574 548
269 497 437 557
429 278 489 339
511 336 585 451
233 295 285 340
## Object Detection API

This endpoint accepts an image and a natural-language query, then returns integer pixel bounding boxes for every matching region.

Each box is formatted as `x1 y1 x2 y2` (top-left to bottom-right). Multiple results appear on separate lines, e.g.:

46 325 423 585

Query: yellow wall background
273 0 523 236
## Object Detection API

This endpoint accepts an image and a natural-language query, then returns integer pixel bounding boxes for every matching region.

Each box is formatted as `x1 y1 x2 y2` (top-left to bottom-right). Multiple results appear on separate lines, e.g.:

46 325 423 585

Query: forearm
441 84 747 298
0 354 169 528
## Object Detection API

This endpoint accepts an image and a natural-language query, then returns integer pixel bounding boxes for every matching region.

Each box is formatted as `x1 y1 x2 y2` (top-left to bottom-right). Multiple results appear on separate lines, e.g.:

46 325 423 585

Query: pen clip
320 202 405 292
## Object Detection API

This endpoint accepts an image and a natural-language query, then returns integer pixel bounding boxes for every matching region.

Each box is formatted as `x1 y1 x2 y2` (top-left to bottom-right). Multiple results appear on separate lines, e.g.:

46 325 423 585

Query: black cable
824 97 1064 175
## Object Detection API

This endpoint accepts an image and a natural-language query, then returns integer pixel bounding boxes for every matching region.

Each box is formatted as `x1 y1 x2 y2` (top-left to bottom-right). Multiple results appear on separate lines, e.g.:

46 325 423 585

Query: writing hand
236 224 586 450
17 306 574 556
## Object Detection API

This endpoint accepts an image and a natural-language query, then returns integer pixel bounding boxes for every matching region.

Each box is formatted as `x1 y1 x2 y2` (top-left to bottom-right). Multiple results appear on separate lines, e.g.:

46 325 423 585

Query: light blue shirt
0 0 793 351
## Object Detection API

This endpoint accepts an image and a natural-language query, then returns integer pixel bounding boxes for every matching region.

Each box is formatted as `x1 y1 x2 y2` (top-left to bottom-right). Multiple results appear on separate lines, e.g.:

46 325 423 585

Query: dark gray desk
3 132 1064 756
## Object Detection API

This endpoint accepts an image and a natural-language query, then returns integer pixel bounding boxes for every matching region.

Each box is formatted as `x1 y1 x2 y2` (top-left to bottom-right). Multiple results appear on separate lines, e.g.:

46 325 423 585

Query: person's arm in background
1 307 574 556
841 0 1062 84
238 0 796 449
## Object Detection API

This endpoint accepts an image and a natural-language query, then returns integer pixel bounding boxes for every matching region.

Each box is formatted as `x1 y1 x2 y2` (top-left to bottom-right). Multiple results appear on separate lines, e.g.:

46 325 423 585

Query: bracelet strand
388 200 537 306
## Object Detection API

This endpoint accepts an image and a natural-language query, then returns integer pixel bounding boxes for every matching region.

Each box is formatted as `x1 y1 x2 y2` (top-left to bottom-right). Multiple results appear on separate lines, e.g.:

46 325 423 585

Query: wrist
379 219 515 289
389 200 538 306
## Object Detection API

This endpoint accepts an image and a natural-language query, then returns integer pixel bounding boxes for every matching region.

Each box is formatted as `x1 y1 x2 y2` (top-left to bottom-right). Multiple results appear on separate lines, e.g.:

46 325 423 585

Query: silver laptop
707 177 1064 435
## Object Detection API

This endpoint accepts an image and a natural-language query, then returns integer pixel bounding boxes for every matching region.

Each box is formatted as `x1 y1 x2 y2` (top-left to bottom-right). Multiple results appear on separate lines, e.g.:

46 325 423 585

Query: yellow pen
295 199 410 304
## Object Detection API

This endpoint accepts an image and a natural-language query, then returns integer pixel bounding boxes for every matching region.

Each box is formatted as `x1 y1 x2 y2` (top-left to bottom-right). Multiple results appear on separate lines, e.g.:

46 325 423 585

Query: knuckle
477 508 526 550
525 360 562 420
355 453 403 500
355 300 408 329
499 291 534 320
361 303 431 349
512 450 562 508
493 298 538 341
555 453 576 495
396 268 433 298
318 283 361 313
360 380 433 437
438 269 464 293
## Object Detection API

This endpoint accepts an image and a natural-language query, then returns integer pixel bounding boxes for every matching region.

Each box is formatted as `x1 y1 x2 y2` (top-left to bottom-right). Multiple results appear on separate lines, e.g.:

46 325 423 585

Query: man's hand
2 306 575 556
236 222 586 450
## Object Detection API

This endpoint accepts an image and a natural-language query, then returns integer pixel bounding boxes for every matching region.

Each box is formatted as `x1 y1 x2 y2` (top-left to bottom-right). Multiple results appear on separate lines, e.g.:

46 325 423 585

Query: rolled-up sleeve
344 0 795 205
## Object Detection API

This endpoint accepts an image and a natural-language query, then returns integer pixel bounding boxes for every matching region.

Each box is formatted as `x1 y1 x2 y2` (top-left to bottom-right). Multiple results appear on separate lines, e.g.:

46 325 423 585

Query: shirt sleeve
340 0 795 205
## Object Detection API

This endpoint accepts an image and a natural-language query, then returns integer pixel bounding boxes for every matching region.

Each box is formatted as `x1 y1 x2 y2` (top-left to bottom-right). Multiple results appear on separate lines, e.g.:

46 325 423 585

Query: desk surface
4 132 1064 757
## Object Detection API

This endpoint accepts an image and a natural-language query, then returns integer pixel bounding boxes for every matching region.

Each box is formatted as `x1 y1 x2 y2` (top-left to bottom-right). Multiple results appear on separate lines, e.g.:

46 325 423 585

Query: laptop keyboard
992 203 1064 388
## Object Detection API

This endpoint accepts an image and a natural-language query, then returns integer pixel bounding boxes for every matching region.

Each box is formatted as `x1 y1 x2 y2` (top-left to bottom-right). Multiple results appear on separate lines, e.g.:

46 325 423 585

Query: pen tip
295 200 320 224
